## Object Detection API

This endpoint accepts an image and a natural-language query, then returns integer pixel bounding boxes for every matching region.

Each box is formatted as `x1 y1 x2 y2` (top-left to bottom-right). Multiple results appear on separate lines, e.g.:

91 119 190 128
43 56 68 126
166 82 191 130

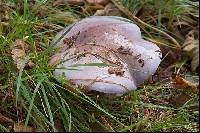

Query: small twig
111 0 181 48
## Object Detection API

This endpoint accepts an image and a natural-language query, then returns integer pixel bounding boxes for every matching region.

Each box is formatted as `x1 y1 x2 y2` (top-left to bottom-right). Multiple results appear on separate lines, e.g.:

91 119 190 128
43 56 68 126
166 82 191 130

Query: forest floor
0 0 199 132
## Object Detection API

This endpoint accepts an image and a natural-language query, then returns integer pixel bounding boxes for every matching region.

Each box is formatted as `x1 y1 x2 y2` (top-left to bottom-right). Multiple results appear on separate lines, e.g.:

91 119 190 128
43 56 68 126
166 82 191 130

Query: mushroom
50 16 162 95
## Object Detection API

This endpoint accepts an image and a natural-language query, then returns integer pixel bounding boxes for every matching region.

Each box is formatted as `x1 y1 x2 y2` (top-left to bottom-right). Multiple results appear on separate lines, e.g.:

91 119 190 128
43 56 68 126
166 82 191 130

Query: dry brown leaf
94 9 105 15
94 2 121 16
29 0 36 7
27 60 35 68
14 122 34 132
35 6 49 17
11 39 26 70
86 0 110 5
66 0 85 5
52 0 66 6
172 75 199 94
3 11 9 21
83 3 104 13
48 52 65 67
183 30 199 71
0 6 10 27
1 21 9 26
11 39 34 70
169 92 191 107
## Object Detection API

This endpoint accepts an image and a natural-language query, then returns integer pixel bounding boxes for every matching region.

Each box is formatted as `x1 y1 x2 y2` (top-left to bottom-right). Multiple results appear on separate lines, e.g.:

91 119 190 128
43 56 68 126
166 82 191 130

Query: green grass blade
40 84 57 132
24 77 45 129
0 124 10 132
16 56 30 105
23 0 28 20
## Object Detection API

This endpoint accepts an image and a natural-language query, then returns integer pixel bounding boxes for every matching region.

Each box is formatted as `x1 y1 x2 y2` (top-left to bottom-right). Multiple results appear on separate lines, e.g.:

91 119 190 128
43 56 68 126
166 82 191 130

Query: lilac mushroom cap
49 16 162 95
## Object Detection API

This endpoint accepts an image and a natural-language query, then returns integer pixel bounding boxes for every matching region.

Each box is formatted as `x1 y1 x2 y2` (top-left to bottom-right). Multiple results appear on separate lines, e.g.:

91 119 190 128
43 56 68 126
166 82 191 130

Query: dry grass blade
111 0 181 48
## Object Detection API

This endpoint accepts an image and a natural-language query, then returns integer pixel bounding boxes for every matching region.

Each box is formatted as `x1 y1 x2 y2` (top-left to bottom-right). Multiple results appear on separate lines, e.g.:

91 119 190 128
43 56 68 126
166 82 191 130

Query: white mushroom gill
50 16 162 95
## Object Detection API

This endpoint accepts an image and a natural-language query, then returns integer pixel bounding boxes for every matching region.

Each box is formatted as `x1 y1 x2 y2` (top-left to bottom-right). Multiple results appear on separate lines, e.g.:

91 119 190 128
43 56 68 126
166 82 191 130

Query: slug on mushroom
49 16 162 95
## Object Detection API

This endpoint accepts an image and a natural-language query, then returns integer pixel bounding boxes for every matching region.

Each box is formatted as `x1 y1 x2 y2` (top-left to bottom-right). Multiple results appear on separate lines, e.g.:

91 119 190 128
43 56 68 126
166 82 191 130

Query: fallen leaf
35 6 49 17
11 39 26 70
2 11 9 21
14 122 34 132
183 30 199 71
86 0 110 5
169 92 191 107
94 2 121 16
1 21 9 26
83 3 104 13
52 0 65 6
29 0 36 7
48 52 65 67
11 39 34 70
0 6 9 27
172 75 199 94
27 60 35 68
